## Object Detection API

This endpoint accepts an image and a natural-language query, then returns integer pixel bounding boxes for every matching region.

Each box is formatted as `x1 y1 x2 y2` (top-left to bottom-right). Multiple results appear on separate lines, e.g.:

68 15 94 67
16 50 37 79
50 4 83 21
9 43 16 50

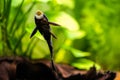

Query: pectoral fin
30 27 37 38
41 20 60 26
48 22 61 26
50 31 57 39
42 26 57 39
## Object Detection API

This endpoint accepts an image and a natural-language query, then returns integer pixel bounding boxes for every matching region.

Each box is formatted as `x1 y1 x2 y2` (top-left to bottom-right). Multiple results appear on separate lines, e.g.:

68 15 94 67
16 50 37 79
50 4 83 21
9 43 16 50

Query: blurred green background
0 0 120 71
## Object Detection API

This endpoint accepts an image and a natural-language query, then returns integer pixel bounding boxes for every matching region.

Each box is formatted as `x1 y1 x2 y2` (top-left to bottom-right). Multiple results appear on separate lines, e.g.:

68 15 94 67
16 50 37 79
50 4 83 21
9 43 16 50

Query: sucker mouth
36 10 42 16
35 10 44 19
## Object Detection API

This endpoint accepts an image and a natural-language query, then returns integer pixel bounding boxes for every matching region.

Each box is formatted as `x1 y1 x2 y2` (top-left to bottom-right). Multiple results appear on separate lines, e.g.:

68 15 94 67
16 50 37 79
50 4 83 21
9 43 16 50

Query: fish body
30 10 60 71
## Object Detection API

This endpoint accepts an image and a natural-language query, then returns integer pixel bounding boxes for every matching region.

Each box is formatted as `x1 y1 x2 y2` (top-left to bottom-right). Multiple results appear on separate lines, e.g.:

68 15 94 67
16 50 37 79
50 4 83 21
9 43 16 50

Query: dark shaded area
0 56 116 80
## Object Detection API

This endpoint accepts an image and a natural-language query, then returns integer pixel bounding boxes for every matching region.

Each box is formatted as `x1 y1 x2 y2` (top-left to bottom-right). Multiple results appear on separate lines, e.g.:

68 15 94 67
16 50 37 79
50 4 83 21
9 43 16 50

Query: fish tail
47 40 63 80
47 40 56 71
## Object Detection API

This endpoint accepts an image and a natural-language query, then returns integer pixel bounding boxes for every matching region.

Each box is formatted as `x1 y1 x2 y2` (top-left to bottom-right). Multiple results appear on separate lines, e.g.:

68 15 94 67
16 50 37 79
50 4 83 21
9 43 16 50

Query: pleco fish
30 10 60 73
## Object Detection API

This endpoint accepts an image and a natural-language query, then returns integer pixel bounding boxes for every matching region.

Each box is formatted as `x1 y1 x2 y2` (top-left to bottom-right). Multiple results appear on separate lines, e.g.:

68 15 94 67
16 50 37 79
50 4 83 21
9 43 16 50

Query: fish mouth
36 10 43 16
35 10 44 19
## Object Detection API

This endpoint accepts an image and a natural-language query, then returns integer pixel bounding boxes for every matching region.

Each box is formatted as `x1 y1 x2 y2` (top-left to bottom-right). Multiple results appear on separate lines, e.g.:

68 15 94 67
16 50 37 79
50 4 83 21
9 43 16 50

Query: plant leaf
71 58 101 70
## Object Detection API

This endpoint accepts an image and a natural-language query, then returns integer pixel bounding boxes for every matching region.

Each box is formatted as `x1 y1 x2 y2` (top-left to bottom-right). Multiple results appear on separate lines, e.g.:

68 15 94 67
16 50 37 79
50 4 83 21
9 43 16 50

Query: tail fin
46 40 56 71
47 39 63 80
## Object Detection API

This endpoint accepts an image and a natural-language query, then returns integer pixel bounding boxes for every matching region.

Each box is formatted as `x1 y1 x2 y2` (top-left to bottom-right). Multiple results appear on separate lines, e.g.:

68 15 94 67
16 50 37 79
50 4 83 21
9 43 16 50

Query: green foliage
0 0 120 70
0 0 37 56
